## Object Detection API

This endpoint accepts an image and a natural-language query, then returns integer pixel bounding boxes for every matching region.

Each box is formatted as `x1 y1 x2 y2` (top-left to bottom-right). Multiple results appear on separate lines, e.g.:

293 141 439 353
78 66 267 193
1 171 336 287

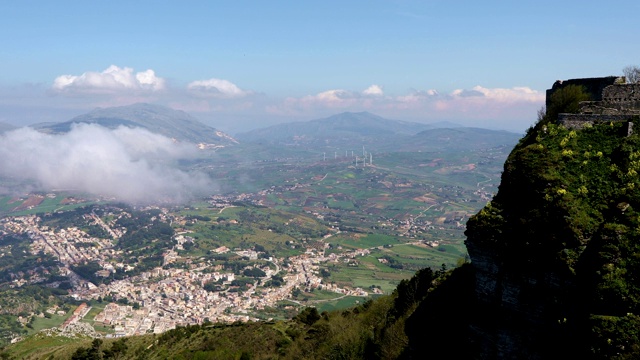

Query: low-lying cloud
0 124 214 204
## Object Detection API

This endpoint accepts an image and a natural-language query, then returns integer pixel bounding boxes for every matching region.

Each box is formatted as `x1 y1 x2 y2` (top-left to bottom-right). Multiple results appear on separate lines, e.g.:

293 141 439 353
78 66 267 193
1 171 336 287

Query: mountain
448 81 640 359
398 127 521 152
236 111 432 146
236 111 517 152
7 78 640 359
0 122 16 133
7 96 631 359
33 103 237 146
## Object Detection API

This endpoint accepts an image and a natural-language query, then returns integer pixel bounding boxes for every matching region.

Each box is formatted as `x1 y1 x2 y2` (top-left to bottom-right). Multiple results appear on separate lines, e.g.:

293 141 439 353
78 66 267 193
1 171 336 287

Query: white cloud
314 89 352 102
266 85 543 131
451 86 543 102
363 84 384 96
396 89 439 104
267 89 356 115
397 86 542 108
52 65 165 94
0 124 212 203
269 86 387 114
187 78 249 98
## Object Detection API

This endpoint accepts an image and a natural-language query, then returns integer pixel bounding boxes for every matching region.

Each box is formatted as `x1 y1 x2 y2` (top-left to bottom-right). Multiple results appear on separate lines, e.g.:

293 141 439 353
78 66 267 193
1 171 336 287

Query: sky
1 0 639 134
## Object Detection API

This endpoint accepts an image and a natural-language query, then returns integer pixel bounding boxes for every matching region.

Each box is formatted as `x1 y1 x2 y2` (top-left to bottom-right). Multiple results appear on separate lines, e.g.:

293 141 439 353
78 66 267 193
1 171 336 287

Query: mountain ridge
0 122 16 133
237 111 519 152
236 111 434 143
32 103 237 146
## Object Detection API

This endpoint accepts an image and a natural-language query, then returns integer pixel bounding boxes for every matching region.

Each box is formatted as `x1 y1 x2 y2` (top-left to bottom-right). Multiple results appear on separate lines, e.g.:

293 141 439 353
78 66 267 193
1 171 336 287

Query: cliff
463 80 640 358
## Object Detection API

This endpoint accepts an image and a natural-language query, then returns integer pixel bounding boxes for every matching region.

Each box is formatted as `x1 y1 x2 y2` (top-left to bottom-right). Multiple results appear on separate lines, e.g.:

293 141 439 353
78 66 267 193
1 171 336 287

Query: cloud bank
0 65 547 133
0 124 213 203
264 84 544 130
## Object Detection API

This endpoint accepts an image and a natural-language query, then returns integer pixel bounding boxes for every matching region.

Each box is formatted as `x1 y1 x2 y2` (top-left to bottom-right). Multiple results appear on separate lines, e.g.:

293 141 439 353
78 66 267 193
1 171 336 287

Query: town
0 144 506 343
1 205 376 338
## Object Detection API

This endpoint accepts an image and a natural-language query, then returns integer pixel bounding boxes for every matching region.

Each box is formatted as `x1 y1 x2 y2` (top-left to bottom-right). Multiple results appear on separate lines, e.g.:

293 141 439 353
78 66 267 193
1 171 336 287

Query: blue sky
1 0 638 133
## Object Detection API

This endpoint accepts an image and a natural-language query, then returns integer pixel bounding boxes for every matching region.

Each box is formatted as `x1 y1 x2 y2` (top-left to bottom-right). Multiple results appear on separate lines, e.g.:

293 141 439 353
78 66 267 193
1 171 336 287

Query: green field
28 314 68 333
0 194 98 216
328 233 400 249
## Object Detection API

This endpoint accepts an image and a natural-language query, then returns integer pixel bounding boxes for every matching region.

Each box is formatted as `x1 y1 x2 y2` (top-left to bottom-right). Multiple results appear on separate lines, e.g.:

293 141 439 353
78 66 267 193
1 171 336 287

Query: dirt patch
435 163 477 174
412 195 437 203
369 196 392 202
363 262 377 270
13 195 44 211
418 158 443 167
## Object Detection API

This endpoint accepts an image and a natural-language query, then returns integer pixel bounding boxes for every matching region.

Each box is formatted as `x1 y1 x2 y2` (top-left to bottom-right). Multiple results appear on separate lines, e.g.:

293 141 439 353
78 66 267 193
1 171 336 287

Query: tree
545 84 591 123
103 338 128 360
295 307 321 325
623 65 640 83
71 338 104 360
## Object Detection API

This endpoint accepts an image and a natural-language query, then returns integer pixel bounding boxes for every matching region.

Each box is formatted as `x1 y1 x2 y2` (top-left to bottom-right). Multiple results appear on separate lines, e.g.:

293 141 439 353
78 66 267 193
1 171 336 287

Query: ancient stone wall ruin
545 76 622 108
548 76 639 134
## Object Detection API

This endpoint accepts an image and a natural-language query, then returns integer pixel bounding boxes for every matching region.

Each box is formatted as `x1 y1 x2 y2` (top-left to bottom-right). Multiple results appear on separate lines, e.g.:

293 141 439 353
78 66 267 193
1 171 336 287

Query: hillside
237 112 432 143
461 80 640 358
399 127 521 152
32 103 237 146
0 122 16 133
8 79 640 359
236 111 519 152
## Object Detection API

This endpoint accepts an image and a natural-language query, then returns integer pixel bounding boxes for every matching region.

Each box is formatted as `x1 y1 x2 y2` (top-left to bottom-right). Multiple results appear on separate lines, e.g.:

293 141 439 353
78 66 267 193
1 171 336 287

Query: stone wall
602 83 640 111
549 77 639 135
559 114 635 135
546 76 623 108
559 114 635 126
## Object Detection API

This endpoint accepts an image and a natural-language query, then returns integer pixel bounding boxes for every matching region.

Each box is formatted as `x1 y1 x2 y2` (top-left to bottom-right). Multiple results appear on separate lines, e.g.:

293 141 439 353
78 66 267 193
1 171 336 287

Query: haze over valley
0 103 519 350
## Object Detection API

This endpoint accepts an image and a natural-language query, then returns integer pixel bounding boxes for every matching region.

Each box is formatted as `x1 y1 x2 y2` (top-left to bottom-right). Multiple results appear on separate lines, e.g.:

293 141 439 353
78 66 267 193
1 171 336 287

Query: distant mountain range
32 103 238 146
237 112 433 143
29 107 520 153
237 111 520 152
398 127 521 152
0 122 16 133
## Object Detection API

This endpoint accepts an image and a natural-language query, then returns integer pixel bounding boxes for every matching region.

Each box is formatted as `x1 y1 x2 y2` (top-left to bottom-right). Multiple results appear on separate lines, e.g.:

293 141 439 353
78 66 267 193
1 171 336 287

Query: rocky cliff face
464 118 640 359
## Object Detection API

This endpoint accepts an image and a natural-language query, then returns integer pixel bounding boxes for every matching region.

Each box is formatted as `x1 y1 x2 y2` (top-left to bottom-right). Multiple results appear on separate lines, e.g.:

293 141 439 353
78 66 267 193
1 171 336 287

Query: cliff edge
463 77 640 359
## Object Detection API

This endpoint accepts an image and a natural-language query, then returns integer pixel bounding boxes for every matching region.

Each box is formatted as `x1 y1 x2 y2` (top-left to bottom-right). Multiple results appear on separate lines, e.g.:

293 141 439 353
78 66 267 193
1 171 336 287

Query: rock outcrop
463 77 640 359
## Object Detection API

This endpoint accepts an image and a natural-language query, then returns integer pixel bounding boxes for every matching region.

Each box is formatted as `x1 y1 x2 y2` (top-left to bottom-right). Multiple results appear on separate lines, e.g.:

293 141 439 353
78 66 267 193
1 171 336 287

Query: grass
84 302 107 321
4 332 90 360
314 296 369 313
329 234 400 249
28 314 67 333
307 289 346 300
319 240 467 294
324 260 413 294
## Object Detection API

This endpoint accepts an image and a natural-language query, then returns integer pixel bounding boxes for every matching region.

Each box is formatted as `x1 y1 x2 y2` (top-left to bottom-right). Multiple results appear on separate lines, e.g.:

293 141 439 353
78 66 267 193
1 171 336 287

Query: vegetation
0 112 521 357
542 84 591 127
465 93 640 358
623 65 640 83
1 265 466 359
7 79 640 358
